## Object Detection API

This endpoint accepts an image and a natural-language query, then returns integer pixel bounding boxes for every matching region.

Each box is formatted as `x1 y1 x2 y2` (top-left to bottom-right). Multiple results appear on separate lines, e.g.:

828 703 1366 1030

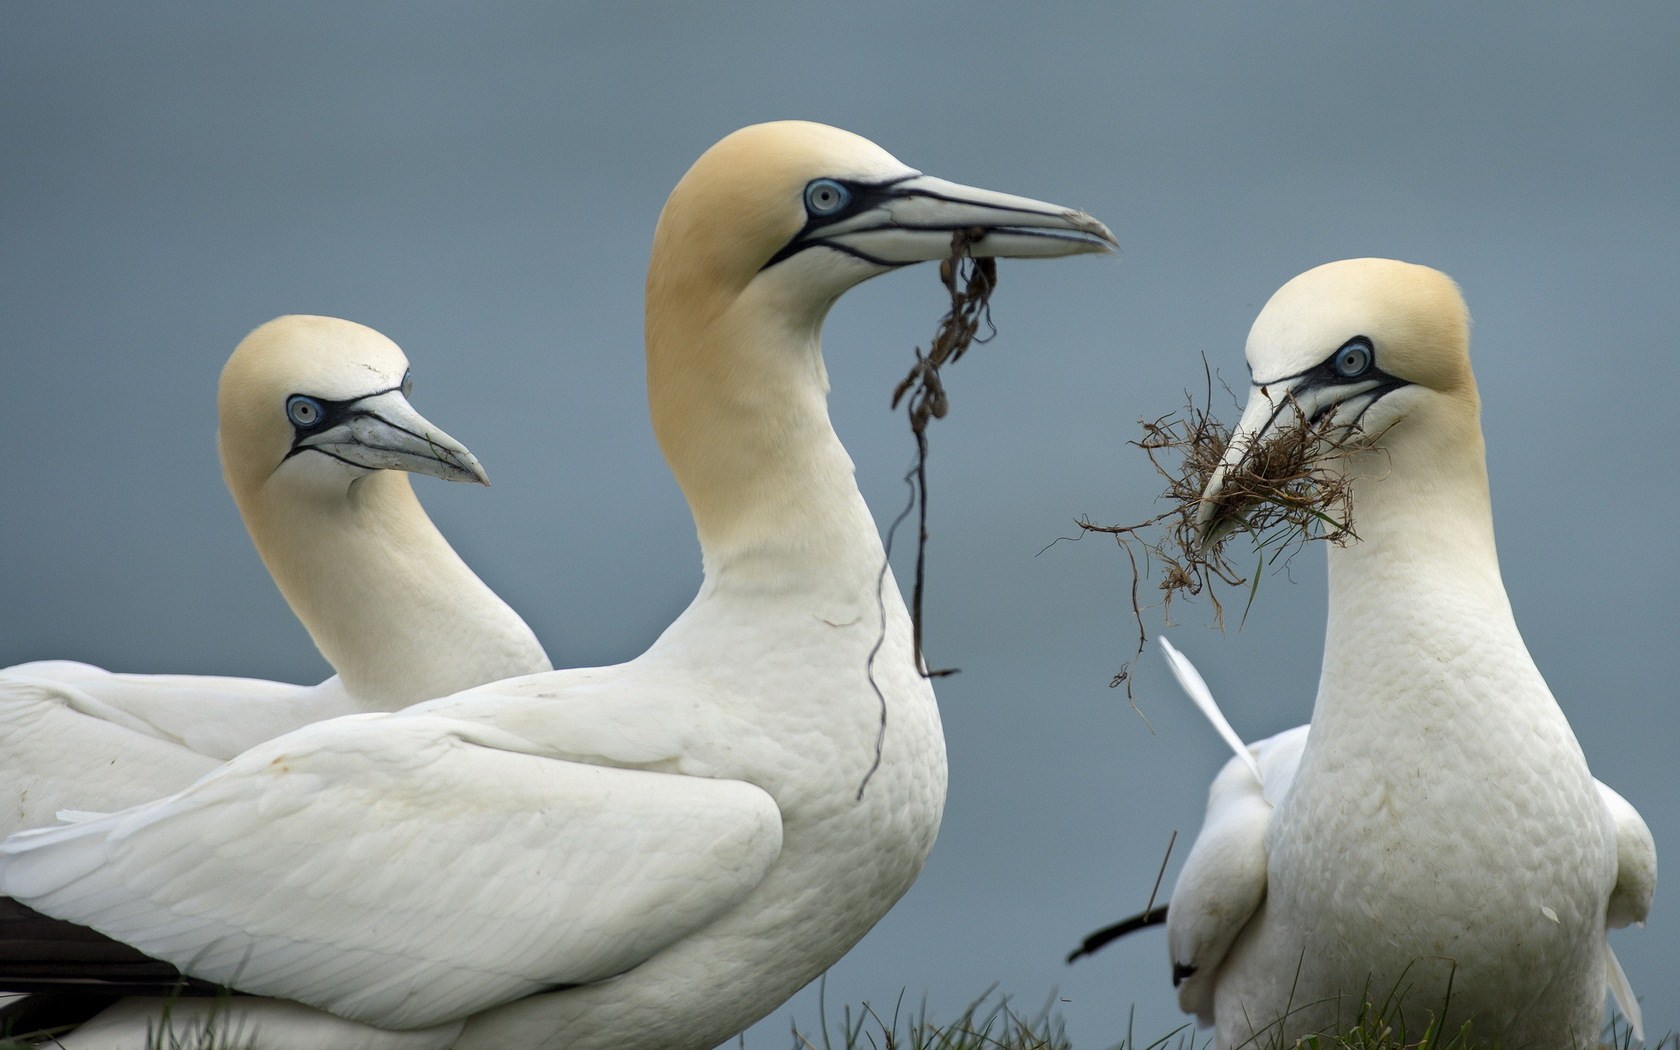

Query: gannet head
1194 258 1476 545
649 120 1116 321
644 122 1116 554
219 316 489 503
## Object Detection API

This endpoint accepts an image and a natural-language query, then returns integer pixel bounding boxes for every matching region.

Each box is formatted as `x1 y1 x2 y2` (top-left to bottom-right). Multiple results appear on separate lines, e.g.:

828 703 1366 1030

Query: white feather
1158 637 1260 783
1605 942 1644 1044
1 318 549 840
1 710 781 1030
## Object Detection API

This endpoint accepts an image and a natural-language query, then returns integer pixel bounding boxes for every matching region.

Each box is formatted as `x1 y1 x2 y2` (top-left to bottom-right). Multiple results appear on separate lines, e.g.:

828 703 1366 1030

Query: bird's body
1161 260 1652 1047
441 546 944 1050
0 121 1114 1050
0 316 550 837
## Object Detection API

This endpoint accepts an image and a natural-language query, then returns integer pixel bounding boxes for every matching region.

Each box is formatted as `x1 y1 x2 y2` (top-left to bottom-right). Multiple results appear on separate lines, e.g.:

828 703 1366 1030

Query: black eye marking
761 174 919 271
1245 336 1405 436
281 380 407 461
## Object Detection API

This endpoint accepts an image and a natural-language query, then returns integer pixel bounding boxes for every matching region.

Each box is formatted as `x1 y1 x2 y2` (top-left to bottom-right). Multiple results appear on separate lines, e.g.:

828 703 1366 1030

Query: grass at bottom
777 984 1672 1050
784 983 1076 1050
0 992 1668 1049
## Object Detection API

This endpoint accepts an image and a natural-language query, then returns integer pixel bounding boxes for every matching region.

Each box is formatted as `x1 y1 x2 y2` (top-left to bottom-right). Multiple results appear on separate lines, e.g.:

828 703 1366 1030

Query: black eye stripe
281 382 405 459
1242 336 1409 428
1253 337 1384 389
761 174 920 271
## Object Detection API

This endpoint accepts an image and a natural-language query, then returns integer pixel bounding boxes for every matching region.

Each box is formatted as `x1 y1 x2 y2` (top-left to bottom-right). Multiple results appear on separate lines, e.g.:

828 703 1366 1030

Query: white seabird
1162 259 1655 1046
0 315 551 835
0 121 1116 1050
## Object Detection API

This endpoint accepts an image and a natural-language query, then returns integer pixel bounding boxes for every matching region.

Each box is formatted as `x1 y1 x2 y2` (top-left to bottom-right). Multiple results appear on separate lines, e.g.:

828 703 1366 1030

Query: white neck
648 276 886 595
238 471 549 708
1312 403 1539 742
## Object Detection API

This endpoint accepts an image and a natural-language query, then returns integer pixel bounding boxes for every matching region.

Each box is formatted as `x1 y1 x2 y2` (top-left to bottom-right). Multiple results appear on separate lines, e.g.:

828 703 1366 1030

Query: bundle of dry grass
1080 365 1365 696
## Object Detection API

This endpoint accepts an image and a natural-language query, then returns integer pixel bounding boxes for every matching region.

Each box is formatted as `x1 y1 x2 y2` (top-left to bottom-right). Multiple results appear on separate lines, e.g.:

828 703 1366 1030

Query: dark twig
1066 830 1177 963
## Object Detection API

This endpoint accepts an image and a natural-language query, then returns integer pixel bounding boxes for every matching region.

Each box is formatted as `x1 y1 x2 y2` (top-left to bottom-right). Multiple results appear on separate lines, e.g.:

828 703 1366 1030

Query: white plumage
5 712 781 1028
0 121 1114 1050
1 316 549 836
1160 260 1654 1047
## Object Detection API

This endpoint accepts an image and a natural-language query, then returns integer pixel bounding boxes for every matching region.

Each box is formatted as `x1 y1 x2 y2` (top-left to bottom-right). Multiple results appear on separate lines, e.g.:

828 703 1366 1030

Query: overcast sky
3 3 1676 1045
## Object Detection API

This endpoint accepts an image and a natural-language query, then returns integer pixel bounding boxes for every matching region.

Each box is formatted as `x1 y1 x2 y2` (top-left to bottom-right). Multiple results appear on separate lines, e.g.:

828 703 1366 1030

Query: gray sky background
3 3 1676 1045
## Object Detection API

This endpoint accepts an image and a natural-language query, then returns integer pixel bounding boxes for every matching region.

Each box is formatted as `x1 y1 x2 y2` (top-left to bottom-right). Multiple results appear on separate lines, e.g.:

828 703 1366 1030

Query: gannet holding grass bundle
0 122 1114 1050
0 316 551 835
1163 260 1654 1046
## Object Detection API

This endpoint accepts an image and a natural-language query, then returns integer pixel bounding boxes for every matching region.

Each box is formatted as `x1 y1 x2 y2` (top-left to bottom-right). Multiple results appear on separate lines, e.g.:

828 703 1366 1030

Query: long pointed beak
294 391 490 485
813 174 1117 264
1192 381 1303 549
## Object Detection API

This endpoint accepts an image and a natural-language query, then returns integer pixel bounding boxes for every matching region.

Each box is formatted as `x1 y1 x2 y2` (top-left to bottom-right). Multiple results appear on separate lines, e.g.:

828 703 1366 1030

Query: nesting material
1080 367 1363 694
884 230 998 678
891 228 999 434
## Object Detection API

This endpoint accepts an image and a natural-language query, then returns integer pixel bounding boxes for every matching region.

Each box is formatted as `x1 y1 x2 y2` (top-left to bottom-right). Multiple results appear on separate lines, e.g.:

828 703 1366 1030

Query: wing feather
0 712 783 1031
1156 640 1313 1024
1158 639 1260 783
0 672 220 837
1166 751 1270 1021
1595 780 1655 930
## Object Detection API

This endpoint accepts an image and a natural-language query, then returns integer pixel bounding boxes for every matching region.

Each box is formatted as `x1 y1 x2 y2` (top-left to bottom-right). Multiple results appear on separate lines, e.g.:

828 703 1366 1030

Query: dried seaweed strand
887 227 998 678
859 230 998 800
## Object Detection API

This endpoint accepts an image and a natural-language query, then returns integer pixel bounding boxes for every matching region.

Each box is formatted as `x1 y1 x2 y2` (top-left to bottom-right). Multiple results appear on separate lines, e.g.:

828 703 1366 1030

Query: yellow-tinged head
648 120 1117 330
1245 259 1474 401
643 122 1115 558
218 315 488 505
1197 259 1480 542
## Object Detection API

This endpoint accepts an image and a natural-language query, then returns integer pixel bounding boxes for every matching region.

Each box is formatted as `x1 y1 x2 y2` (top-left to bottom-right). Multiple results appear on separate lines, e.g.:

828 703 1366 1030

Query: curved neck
1328 408 1504 609
1312 404 1544 741
236 471 550 707
646 270 885 592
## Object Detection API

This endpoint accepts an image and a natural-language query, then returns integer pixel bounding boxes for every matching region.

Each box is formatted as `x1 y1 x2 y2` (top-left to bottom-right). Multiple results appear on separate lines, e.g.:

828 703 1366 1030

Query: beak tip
1073 211 1119 251
462 456 491 487
1189 493 1222 554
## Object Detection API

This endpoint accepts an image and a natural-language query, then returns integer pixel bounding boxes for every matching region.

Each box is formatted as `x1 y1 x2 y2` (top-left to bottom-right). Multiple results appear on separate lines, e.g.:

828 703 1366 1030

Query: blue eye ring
286 394 325 428
1333 339 1373 378
401 369 413 398
804 178 851 217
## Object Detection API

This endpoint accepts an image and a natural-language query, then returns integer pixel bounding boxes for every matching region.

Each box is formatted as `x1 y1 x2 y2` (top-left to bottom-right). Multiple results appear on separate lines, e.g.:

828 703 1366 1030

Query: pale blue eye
401 370 413 398
287 395 324 428
1334 341 1373 378
804 179 851 217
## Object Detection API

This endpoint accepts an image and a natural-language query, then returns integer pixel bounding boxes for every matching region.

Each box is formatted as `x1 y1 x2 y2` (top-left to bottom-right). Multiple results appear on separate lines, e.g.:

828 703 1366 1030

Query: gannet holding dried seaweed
0 122 1115 1050
0 316 551 837
1164 259 1653 1046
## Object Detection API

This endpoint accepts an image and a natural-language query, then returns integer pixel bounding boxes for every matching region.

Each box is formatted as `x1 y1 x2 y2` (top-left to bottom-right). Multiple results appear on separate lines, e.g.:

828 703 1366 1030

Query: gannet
0 315 551 835
0 122 1115 1050
1161 260 1655 1046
